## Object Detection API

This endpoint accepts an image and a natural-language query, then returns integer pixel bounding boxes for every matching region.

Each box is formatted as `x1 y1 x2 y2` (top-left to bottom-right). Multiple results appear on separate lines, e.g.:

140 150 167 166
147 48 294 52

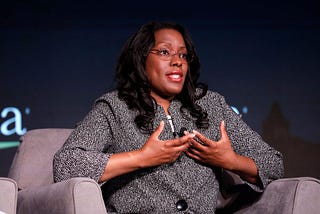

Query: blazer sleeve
207 91 284 191
53 101 115 183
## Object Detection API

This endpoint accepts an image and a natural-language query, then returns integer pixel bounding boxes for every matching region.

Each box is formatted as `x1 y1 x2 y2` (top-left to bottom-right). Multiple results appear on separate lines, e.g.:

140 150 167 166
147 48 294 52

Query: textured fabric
8 128 73 189
0 177 17 214
16 177 107 214
53 90 284 213
233 177 320 214
290 177 320 214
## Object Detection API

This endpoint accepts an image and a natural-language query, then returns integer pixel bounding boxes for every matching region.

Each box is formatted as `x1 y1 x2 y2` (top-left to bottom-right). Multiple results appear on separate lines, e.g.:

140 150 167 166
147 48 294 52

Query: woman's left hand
185 121 238 170
186 120 260 184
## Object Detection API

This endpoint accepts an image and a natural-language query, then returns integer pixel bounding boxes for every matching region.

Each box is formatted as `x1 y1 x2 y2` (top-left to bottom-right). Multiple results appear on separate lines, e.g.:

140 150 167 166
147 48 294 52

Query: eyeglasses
149 48 192 63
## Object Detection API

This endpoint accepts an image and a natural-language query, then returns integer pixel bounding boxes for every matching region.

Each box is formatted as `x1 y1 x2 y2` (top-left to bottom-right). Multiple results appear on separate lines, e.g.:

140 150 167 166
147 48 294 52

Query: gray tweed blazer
53 90 284 213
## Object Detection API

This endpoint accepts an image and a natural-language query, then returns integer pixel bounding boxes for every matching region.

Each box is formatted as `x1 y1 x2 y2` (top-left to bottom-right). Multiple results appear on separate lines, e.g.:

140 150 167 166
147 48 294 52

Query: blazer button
176 199 188 211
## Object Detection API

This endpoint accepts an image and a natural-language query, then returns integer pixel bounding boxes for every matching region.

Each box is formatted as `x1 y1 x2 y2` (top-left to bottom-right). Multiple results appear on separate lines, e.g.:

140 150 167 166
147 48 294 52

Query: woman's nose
170 54 183 67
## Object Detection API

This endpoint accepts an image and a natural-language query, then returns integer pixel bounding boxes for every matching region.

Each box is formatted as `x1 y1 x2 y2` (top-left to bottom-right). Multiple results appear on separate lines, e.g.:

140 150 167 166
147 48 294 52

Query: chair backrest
8 128 73 190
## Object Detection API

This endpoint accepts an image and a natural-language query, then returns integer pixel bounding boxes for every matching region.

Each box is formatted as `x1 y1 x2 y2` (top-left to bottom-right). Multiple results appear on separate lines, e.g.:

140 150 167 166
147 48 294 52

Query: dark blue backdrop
1 0 320 178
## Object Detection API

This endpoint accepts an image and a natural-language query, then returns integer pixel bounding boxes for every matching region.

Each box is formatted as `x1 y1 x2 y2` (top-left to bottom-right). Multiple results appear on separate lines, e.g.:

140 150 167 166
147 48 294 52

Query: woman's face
145 28 188 101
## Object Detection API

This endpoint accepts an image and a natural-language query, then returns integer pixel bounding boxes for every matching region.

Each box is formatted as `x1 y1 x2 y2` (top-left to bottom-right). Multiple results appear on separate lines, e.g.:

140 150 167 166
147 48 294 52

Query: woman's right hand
138 121 195 167
100 121 194 183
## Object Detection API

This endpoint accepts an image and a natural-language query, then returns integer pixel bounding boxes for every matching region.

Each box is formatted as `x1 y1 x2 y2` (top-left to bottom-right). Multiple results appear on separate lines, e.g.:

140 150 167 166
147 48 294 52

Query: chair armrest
235 177 320 214
0 177 18 214
17 177 107 214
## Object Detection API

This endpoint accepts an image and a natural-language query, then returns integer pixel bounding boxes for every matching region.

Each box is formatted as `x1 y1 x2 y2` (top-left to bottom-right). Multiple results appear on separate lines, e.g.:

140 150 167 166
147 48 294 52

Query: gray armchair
7 128 320 214
0 177 18 214
8 129 107 214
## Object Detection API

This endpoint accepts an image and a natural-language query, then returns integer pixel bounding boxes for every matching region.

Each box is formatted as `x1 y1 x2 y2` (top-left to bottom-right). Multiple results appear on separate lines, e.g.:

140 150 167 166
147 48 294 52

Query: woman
53 21 284 213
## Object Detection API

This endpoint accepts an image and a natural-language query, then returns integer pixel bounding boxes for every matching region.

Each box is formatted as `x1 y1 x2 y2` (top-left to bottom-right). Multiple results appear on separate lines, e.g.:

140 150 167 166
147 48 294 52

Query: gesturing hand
139 121 195 168
185 121 238 170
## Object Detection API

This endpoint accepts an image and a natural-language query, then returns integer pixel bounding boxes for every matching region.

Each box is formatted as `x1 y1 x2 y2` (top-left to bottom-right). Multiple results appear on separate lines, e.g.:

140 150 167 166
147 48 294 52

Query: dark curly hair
116 21 209 133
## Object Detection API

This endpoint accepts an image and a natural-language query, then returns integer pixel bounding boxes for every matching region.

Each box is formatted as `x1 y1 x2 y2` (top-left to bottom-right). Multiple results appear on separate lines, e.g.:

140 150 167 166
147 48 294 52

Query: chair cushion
232 177 320 214
8 128 73 189
0 177 18 214
16 177 107 214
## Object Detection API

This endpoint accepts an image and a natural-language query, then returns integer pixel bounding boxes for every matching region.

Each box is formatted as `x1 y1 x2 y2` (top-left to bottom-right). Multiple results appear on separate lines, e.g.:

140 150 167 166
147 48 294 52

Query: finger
183 130 190 136
192 130 209 145
219 120 229 140
151 121 165 140
185 149 202 161
189 138 206 150
171 133 195 147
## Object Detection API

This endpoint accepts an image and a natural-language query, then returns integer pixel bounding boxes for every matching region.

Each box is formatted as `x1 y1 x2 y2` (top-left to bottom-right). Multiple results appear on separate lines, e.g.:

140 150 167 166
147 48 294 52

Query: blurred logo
0 107 29 149
231 106 248 117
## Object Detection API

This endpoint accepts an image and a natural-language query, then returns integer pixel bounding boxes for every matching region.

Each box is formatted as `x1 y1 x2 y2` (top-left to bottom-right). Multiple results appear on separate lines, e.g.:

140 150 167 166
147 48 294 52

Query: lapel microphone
178 127 188 137
166 115 188 138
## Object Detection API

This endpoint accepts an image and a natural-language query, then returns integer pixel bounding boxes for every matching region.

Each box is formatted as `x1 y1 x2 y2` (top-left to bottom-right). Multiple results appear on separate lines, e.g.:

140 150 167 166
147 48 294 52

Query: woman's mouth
166 71 183 82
